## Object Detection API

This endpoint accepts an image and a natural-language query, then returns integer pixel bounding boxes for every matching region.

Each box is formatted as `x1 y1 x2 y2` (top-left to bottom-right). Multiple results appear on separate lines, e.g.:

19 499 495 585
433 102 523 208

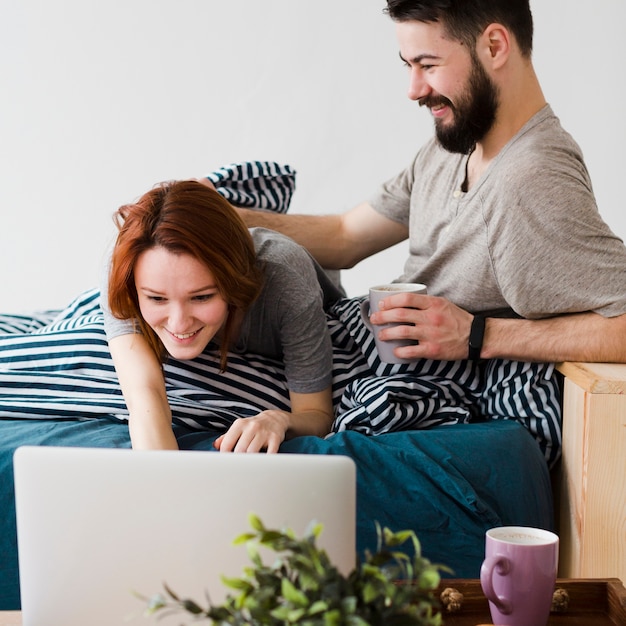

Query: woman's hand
213 410 290 453
213 387 334 453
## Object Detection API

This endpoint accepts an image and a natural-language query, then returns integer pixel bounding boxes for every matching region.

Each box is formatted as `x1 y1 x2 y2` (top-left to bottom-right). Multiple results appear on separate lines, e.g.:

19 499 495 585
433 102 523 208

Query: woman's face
134 246 229 360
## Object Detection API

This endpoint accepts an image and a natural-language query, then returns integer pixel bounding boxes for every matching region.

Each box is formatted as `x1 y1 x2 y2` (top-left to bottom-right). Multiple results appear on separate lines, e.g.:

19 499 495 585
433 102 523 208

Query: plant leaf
281 577 309 607
248 512 265 531
143 593 167 615
221 575 254 592
308 600 329 615
181 598 204 615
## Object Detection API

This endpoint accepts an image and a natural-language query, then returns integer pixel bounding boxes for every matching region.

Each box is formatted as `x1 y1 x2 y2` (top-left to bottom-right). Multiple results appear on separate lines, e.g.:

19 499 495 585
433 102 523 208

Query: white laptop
13 446 356 626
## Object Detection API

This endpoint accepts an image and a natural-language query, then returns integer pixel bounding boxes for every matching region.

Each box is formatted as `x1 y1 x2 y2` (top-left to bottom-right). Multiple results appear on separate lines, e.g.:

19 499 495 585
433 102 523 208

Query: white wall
1 0 624 313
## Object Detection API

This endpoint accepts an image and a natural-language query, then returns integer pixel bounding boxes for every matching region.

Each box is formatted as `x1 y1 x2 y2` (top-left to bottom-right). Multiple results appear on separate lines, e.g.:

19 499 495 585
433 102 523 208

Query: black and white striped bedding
206 161 296 214
0 288 561 467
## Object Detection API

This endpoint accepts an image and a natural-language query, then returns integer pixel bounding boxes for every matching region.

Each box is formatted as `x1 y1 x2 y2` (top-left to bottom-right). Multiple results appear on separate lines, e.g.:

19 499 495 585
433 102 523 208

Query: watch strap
468 314 486 360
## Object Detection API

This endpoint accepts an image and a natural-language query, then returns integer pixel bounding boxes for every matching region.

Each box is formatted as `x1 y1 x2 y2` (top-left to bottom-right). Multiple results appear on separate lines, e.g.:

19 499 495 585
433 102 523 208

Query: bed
0 290 558 609
0 162 559 609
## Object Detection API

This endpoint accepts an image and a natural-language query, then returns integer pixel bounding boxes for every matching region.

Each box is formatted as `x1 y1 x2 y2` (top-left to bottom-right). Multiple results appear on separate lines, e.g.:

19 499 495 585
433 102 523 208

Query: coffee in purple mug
480 526 559 626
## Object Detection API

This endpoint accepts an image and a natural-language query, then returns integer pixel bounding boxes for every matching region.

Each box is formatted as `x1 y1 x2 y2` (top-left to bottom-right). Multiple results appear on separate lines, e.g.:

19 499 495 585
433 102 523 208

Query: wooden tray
2 579 624 626
434 578 626 625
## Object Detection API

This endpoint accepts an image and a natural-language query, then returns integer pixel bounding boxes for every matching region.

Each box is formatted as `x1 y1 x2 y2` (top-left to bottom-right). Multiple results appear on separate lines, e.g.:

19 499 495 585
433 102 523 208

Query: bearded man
234 0 626 366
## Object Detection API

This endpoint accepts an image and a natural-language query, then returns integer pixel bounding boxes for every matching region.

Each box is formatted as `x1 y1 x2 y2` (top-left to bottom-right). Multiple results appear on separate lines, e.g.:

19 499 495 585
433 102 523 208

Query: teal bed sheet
0 418 553 610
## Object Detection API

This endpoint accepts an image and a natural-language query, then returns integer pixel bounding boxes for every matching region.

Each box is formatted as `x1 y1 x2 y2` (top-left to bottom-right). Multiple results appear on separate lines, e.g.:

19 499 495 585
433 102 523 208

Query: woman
103 179 340 453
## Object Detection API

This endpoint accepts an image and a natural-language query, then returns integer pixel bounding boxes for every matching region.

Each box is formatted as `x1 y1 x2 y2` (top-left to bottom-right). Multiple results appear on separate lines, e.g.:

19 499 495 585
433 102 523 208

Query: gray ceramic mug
480 526 559 626
359 283 427 364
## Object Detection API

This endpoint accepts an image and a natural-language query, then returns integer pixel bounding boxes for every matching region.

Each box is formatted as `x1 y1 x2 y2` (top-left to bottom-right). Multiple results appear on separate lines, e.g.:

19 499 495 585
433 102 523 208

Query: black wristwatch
468 314 486 360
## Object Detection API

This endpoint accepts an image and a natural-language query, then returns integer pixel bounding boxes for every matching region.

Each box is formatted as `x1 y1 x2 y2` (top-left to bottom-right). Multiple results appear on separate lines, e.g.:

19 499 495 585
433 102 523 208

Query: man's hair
385 0 533 58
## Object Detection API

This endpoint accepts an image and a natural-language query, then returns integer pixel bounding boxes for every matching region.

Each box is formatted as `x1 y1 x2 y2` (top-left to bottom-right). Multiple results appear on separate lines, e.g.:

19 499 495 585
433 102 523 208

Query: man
235 0 626 365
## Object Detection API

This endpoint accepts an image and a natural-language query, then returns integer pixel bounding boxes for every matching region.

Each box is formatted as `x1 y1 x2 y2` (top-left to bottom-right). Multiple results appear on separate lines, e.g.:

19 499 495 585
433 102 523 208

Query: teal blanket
0 418 553 610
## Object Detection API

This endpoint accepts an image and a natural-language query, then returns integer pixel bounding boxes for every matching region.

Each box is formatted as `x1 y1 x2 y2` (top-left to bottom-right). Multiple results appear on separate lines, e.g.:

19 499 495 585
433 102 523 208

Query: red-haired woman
103 179 340 453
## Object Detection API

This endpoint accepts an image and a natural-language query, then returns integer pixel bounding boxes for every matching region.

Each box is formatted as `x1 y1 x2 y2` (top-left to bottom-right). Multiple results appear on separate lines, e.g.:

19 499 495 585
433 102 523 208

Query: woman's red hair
108 180 263 369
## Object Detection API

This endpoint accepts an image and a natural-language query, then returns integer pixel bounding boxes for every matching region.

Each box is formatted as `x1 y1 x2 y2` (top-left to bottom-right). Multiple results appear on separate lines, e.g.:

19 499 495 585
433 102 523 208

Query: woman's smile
167 328 203 341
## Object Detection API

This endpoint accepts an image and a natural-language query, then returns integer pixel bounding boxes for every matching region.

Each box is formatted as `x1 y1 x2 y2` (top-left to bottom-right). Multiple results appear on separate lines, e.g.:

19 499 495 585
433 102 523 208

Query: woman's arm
108 333 179 450
213 387 334 454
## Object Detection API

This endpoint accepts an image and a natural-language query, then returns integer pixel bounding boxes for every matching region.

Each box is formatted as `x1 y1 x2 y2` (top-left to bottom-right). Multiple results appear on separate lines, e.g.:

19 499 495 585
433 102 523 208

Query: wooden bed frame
555 361 626 584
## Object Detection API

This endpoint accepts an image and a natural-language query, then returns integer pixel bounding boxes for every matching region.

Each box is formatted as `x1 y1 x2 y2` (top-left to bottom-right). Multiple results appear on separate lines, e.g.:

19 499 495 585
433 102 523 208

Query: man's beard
423 58 499 154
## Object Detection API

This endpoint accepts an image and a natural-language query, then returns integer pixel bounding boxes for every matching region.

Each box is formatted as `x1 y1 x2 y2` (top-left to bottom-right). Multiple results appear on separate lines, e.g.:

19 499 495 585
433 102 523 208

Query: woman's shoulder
249 226 303 249
249 228 324 306
249 227 313 266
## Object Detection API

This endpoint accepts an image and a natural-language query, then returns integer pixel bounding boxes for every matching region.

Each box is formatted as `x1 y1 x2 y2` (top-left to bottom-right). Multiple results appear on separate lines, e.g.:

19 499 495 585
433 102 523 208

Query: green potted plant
143 513 448 625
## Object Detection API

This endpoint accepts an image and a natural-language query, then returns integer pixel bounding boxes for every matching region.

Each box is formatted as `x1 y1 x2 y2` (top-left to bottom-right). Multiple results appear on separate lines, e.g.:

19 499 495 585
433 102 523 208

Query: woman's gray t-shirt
101 228 338 394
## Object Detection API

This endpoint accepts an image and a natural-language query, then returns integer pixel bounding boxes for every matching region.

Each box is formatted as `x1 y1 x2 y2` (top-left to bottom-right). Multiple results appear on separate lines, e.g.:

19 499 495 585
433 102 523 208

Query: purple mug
480 526 559 626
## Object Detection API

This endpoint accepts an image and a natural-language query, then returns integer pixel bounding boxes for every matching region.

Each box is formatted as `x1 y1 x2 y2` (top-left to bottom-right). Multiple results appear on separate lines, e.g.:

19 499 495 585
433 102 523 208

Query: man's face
397 20 499 154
